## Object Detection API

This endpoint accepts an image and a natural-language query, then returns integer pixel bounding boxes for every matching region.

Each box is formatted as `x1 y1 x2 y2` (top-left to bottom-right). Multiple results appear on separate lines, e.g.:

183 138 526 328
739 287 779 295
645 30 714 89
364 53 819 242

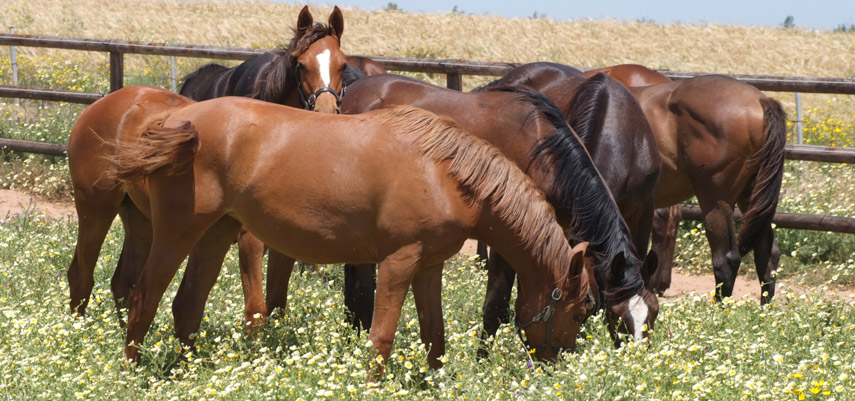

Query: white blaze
316 49 332 87
628 294 648 340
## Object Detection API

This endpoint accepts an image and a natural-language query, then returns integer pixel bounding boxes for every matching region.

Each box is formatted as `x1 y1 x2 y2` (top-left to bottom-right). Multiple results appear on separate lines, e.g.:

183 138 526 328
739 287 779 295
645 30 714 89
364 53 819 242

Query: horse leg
236 229 269 327
172 216 243 345
752 225 780 304
476 241 489 267
344 263 376 331
67 190 124 315
124 214 219 363
701 200 740 301
111 200 152 327
411 263 445 369
649 205 682 295
479 252 515 357
265 250 296 318
737 197 781 304
368 244 423 380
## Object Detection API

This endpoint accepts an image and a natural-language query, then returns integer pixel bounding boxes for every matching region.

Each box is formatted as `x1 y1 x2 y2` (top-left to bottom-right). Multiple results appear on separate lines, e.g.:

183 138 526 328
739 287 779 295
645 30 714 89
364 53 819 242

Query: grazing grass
0 204 853 400
0 1 854 399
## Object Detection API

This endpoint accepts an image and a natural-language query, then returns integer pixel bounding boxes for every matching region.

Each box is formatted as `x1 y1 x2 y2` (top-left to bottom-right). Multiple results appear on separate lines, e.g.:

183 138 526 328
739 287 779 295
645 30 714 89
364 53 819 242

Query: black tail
737 97 787 256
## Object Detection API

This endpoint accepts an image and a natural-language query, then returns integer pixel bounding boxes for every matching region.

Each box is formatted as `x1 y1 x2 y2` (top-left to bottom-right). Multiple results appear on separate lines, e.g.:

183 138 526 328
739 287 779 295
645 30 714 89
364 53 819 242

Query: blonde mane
377 105 576 285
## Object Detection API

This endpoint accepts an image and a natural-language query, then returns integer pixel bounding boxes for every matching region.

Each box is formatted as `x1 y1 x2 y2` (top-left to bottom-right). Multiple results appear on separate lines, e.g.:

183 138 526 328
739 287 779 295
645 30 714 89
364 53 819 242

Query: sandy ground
3 188 850 302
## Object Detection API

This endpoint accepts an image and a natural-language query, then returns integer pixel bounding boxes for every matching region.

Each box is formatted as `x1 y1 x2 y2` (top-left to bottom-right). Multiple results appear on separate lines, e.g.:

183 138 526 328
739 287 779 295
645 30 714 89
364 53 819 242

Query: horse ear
641 249 659 283
568 242 588 278
608 252 627 285
328 6 344 41
296 6 314 36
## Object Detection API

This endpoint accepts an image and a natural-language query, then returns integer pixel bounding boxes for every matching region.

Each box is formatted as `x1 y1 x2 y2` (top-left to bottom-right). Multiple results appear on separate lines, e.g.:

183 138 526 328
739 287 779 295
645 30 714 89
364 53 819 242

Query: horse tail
566 73 610 146
737 97 787 256
108 120 200 182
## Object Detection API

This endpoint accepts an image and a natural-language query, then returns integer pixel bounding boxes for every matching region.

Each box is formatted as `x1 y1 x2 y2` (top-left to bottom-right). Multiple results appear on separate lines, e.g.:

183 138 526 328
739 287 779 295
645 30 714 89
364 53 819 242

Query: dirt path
0 188 76 220
3 188 851 302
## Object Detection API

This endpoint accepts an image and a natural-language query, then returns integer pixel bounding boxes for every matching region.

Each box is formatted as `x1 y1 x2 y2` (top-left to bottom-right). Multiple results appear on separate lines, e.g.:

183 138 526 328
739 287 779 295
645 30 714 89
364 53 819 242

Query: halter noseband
514 288 564 355
295 67 344 111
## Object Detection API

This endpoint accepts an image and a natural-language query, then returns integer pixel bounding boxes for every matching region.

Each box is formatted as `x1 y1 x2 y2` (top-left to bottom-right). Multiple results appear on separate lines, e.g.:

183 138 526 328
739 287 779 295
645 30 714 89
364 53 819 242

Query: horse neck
473 203 569 296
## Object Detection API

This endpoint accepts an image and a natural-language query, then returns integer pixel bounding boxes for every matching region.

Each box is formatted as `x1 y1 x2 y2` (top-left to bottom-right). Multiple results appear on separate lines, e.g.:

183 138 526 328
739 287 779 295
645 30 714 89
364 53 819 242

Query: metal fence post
10 27 18 86
170 55 176 92
795 92 803 144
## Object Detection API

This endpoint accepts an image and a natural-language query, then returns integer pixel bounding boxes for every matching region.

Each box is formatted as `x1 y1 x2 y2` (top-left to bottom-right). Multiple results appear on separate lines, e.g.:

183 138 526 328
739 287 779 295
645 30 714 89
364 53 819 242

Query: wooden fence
1 33 854 233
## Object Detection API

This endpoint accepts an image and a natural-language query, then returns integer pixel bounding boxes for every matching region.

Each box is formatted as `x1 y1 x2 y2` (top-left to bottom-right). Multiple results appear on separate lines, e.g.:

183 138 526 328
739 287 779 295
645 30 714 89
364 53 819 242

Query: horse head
602 250 660 348
514 242 592 361
290 6 347 114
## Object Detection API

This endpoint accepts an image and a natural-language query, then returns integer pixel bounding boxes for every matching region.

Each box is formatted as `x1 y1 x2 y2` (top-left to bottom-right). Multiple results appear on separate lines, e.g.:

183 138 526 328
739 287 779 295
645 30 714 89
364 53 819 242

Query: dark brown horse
585 64 787 303
100 92 592 374
338 74 660 347
179 6 347 113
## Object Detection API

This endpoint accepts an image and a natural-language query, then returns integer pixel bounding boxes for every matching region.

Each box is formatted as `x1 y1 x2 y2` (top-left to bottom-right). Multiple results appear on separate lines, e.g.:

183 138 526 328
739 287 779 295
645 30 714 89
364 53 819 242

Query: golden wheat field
3 0 855 77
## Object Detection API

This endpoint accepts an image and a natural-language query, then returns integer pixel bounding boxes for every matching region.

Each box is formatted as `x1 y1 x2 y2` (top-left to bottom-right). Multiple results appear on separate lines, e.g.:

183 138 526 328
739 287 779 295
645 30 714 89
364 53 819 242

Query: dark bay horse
585 64 787 303
102 93 592 373
179 6 347 113
339 74 660 347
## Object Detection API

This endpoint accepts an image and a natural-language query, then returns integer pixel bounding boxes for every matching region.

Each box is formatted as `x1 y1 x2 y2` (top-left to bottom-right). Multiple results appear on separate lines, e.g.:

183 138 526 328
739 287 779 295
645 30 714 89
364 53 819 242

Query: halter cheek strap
295 67 345 111
514 288 563 355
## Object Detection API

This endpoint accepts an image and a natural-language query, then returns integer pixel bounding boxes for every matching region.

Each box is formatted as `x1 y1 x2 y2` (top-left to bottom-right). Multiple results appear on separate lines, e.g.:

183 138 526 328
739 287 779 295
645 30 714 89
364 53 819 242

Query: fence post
10 27 18 87
795 92 803 144
109 51 124 92
446 72 462 91
170 55 177 92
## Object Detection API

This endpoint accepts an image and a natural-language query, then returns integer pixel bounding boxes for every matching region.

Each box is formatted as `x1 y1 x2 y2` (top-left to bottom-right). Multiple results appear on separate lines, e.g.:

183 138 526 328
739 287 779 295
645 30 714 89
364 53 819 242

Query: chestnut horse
103 94 592 371
179 6 347 113
339 74 660 347
585 64 787 303
346 55 387 76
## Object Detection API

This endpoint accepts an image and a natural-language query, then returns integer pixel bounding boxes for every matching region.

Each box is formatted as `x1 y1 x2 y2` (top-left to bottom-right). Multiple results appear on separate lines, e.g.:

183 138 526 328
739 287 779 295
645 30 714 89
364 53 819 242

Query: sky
310 0 855 31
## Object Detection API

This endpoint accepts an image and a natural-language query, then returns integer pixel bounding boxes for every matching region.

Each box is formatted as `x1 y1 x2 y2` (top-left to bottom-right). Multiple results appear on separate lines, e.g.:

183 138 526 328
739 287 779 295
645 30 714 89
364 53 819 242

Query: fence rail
2 33 854 232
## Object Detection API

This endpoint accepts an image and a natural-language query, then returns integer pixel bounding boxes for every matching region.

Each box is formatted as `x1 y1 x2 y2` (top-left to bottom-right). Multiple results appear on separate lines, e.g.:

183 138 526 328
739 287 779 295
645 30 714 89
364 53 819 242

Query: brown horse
339 74 660 347
179 6 347 113
346 55 387 76
66 86 269 338
586 64 787 303
102 93 592 371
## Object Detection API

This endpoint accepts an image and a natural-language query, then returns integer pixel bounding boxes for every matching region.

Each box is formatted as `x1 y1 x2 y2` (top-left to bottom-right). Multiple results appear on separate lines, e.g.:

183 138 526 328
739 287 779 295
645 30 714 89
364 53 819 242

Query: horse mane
250 22 339 102
377 105 583 289
486 85 644 300
566 73 610 148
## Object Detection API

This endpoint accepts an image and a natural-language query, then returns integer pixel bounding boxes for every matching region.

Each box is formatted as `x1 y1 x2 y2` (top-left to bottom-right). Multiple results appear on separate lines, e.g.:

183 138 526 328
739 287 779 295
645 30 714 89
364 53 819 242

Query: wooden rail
2 33 854 233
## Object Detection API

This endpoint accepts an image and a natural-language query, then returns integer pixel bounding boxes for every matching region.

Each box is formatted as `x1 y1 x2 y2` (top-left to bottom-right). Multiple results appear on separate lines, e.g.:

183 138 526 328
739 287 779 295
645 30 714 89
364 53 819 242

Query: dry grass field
3 0 855 76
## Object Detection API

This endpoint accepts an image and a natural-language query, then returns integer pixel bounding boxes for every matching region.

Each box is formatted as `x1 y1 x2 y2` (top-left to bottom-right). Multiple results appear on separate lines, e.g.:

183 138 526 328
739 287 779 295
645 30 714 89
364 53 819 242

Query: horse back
153 97 475 262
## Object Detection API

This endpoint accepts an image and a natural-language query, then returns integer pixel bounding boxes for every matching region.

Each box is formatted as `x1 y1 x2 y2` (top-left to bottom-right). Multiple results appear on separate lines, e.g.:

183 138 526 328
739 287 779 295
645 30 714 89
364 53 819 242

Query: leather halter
295 66 344 111
514 288 563 355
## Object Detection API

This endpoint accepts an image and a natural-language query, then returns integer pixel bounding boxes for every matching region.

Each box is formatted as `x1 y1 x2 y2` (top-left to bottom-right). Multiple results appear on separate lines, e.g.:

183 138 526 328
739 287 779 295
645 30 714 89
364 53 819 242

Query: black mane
487 85 645 300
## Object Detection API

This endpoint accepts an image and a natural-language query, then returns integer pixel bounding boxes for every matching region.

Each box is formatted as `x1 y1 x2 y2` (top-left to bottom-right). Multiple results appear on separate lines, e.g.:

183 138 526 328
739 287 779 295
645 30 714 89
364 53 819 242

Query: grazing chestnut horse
66 86 269 335
339 74 660 347
585 64 787 303
179 6 347 113
104 95 592 371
